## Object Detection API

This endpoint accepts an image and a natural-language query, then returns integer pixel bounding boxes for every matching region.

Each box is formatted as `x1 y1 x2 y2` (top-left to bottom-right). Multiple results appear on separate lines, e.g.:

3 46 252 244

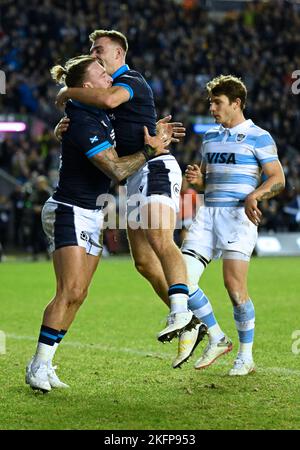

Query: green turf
0 256 299 430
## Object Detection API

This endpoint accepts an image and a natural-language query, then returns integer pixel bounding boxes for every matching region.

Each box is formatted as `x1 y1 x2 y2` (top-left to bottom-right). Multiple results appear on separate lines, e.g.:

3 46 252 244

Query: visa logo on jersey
206 153 236 164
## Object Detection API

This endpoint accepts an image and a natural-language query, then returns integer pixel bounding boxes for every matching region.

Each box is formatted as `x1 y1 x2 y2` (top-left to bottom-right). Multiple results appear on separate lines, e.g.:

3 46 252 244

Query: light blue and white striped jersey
201 119 278 207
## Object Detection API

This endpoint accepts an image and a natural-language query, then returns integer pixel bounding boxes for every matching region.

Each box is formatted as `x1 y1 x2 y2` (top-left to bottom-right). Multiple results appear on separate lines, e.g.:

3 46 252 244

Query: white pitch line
5 333 300 376
6 333 170 359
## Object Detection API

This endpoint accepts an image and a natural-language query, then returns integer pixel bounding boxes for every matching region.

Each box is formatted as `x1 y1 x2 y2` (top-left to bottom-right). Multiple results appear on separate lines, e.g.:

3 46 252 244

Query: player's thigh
127 227 156 260
222 257 250 292
142 201 176 233
53 246 90 291
86 254 101 285
127 227 164 279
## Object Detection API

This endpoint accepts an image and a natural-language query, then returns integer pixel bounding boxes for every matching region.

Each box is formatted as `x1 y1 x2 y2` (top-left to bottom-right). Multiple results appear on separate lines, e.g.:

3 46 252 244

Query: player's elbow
278 172 286 192
105 167 125 183
100 94 119 110
112 171 126 183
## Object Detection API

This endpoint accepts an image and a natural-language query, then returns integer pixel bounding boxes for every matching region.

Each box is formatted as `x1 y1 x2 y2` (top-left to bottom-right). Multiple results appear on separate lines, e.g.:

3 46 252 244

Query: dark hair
50 55 96 87
89 29 128 54
206 75 247 110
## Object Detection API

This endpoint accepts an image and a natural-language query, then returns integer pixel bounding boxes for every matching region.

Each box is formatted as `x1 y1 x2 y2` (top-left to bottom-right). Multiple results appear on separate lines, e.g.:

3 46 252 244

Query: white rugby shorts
126 155 182 228
41 198 104 256
182 206 258 260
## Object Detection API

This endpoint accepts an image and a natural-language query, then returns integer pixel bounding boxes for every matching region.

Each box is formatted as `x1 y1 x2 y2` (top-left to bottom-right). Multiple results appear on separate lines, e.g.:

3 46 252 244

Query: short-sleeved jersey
53 100 115 209
108 64 157 157
201 119 279 207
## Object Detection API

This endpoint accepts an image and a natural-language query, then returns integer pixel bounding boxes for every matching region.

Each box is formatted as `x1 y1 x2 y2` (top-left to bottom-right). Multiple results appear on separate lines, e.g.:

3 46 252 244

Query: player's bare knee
150 237 175 257
59 285 88 307
134 259 148 275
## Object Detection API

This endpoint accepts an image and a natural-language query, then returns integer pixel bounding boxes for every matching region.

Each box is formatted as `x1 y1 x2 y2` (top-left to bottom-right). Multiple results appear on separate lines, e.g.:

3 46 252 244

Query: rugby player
173 75 285 375
26 55 170 392
55 30 203 344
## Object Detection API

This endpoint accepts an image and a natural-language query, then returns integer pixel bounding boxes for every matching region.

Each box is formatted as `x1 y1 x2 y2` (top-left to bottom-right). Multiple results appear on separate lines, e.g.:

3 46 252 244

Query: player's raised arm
244 160 285 226
89 127 169 183
56 85 130 110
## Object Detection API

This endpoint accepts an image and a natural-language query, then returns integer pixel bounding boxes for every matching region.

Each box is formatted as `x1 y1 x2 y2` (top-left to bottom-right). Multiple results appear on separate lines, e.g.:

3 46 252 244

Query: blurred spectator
10 184 26 247
0 194 12 260
1 0 300 249
283 183 300 231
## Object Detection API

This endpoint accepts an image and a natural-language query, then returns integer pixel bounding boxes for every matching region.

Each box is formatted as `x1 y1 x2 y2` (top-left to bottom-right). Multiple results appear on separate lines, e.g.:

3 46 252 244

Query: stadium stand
0 0 300 257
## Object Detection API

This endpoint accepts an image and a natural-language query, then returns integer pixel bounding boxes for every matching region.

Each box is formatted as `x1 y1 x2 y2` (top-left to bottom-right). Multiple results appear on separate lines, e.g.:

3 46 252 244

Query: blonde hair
89 29 128 54
206 75 247 110
50 55 96 87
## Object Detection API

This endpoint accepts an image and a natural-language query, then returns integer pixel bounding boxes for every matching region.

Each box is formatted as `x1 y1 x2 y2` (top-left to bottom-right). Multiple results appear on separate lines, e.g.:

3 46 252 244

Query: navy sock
38 325 59 346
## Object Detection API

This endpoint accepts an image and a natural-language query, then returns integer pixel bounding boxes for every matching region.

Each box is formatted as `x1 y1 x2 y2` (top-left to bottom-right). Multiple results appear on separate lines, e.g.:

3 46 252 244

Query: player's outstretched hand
54 116 70 141
156 115 186 143
144 126 170 159
55 86 69 109
185 164 202 185
244 194 262 226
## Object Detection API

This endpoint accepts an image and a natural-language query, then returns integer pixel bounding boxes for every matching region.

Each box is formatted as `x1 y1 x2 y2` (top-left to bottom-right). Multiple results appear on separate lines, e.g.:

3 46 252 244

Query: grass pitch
0 256 299 430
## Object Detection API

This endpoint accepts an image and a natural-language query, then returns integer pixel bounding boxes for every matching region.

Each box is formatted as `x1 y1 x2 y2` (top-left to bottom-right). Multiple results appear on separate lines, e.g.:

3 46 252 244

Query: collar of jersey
69 100 103 116
112 64 130 80
218 119 253 135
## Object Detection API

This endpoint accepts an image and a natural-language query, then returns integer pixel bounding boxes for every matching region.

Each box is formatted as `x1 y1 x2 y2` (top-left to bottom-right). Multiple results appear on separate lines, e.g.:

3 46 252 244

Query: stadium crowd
1 0 300 257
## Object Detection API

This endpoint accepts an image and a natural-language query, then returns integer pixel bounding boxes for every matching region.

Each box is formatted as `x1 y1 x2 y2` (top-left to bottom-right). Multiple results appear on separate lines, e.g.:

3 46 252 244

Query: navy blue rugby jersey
109 64 157 157
53 100 115 209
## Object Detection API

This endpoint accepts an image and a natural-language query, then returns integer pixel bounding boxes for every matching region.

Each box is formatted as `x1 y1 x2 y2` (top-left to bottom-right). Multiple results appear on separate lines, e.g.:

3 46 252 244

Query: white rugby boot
47 360 69 388
229 358 255 376
157 311 199 343
26 359 51 393
172 322 208 368
194 336 232 370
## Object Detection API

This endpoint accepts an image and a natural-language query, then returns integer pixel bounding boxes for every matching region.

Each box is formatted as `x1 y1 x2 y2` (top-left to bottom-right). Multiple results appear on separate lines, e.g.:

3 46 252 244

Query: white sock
32 343 56 372
51 342 59 362
169 293 189 314
238 343 254 362
207 324 225 344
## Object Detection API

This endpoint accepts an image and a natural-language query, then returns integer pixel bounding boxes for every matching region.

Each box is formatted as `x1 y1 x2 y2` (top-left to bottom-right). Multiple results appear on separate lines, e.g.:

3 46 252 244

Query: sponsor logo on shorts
173 183 180 196
80 231 89 242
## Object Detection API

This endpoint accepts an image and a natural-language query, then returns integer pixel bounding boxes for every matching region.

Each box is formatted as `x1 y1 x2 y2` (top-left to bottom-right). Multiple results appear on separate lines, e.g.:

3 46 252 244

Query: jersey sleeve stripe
114 83 134 99
255 134 275 148
86 141 112 158
260 156 278 164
